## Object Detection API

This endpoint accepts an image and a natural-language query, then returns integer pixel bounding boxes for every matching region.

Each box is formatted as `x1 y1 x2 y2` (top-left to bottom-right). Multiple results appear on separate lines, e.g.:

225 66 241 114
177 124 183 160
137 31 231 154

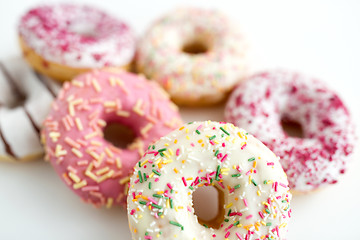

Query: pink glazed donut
225 70 356 193
42 69 182 207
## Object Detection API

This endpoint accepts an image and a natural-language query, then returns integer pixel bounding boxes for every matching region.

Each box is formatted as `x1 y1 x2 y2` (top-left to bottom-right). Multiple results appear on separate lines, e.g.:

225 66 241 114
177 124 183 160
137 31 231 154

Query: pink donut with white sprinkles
42 69 182 207
225 70 357 193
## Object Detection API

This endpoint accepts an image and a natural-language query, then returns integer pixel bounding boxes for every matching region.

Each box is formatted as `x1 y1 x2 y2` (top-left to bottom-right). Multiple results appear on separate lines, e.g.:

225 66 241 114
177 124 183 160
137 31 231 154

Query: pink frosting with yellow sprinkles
42 69 182 207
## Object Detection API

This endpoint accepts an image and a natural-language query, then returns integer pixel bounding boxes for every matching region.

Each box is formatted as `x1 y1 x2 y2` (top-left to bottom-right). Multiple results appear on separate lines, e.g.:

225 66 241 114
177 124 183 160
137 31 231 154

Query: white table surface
1 0 360 239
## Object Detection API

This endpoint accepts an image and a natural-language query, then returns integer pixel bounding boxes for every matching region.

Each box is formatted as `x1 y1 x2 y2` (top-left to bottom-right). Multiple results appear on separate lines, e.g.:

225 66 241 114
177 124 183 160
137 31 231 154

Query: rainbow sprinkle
127 121 292 239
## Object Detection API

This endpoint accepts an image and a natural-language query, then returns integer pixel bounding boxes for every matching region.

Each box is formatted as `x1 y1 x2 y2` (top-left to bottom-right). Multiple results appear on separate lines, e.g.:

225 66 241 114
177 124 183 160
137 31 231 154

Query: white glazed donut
136 8 248 106
19 4 136 82
0 57 60 161
225 70 357 193
127 121 292 240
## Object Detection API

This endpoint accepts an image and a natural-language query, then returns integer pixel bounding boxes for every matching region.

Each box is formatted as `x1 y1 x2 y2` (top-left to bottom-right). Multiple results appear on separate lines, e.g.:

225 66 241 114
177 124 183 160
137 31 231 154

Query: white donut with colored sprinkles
136 8 248 106
127 121 292 240
225 70 357 193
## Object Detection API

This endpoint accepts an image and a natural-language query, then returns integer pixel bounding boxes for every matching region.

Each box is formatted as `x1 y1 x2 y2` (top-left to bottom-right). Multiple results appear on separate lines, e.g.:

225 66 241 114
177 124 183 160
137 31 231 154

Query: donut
127 121 292 239
0 57 60 162
225 70 357 193
41 69 182 207
136 8 247 106
19 4 135 82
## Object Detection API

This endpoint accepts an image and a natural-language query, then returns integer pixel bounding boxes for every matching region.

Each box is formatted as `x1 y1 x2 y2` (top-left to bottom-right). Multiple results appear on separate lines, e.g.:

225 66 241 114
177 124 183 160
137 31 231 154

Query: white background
1 0 360 239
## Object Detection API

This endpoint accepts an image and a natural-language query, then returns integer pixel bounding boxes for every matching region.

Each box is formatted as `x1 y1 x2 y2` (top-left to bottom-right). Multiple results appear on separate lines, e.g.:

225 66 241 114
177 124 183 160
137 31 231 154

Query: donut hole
103 122 136 149
182 40 209 55
281 118 304 138
192 185 224 229
68 22 97 38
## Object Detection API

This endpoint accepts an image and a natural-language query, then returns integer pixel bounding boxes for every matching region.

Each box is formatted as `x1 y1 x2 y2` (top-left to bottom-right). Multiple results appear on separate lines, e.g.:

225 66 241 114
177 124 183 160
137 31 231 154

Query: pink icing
225 70 357 192
42 70 182 207
19 4 135 68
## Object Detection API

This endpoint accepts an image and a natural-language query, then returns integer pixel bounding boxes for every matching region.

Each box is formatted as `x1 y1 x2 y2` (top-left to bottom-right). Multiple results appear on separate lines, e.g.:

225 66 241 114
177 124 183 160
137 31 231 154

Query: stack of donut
0 57 60 161
0 2 356 240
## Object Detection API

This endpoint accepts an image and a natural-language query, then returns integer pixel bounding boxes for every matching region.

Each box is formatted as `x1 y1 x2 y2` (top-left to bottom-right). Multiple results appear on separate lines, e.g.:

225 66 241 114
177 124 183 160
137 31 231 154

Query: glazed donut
0 57 60 162
136 8 247 106
127 121 292 240
42 69 182 207
19 4 135 82
225 70 357 193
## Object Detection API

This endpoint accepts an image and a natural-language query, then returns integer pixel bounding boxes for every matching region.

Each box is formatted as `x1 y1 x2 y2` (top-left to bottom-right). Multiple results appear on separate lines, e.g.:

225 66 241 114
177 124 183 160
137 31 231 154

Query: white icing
127 121 291 240
0 57 61 161
19 4 135 68
0 107 42 158
136 8 248 104
4 58 57 126
225 70 357 192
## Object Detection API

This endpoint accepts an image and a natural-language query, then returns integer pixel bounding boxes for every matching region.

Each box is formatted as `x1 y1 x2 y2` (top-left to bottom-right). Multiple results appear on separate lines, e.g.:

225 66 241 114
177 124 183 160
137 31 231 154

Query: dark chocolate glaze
0 61 38 158
23 107 40 134
0 107 16 158
0 62 26 101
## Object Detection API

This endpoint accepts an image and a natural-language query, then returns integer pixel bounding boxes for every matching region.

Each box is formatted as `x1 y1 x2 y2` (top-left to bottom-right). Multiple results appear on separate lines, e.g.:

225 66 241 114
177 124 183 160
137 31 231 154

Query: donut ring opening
96 108 149 155
280 117 304 138
192 185 225 229
182 40 209 55
103 122 136 149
